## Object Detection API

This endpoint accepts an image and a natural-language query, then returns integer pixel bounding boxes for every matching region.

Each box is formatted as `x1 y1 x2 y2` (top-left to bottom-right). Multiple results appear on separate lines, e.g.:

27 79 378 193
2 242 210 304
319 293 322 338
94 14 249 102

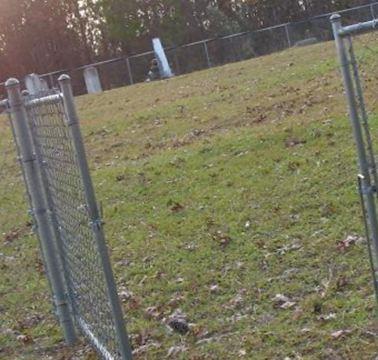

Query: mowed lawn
1 34 377 359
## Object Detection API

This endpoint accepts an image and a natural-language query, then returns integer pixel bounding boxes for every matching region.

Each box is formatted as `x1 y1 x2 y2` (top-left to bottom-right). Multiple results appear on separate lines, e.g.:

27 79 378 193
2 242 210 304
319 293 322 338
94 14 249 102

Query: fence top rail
76 57 125 70
25 93 62 108
128 50 155 59
339 18 378 36
40 69 68 78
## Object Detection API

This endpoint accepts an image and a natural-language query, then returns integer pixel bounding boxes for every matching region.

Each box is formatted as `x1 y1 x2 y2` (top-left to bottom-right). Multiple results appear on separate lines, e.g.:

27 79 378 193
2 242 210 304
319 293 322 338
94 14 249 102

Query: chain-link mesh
25 90 124 360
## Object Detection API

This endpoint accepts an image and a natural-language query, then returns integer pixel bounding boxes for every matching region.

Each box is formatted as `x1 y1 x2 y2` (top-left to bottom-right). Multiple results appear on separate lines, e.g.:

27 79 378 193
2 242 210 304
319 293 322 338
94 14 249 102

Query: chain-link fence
0 2 377 98
332 14 378 302
4 76 133 359
35 2 378 95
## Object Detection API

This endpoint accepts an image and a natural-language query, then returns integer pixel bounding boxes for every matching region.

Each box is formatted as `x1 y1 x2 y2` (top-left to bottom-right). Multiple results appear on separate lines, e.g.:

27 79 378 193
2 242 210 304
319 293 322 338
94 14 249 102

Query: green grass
1 35 377 359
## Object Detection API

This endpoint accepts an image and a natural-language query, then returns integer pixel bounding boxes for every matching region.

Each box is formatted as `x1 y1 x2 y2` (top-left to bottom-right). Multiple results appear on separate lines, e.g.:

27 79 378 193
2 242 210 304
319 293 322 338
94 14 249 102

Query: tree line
0 0 373 82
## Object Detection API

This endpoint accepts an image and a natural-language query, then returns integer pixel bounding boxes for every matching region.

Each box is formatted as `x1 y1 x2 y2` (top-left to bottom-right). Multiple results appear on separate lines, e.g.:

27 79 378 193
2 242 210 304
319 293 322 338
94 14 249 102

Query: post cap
5 78 20 88
330 14 341 22
58 74 71 82
21 90 29 96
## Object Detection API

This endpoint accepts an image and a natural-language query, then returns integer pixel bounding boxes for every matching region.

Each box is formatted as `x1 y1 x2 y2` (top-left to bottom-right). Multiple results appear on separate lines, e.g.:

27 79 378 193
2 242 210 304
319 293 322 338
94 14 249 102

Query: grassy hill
1 34 377 359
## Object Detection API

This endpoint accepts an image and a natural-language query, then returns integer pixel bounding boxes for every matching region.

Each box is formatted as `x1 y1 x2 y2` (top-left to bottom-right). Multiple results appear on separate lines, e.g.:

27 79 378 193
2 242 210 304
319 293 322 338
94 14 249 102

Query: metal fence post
126 57 134 85
284 23 292 47
58 74 133 359
203 40 212 68
331 14 378 300
5 78 77 344
346 36 378 191
370 3 375 20
7 101 56 310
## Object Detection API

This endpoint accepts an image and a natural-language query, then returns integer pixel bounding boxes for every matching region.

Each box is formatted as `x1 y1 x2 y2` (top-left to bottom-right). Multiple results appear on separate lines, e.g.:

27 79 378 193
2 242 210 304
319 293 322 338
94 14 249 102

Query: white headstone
152 38 173 79
25 74 49 95
83 67 102 94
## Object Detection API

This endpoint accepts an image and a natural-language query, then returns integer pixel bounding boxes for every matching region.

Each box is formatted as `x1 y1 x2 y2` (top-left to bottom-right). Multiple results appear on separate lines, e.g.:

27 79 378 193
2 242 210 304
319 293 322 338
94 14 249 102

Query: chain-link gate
331 14 378 303
4 75 133 359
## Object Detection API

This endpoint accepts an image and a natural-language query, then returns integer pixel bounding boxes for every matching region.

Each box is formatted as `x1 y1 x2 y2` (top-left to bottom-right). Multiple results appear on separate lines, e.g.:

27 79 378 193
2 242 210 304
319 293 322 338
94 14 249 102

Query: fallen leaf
118 288 134 302
285 138 306 148
168 294 184 308
145 306 162 320
238 349 247 357
317 313 336 322
132 341 161 356
226 294 244 309
292 307 304 320
115 174 125 182
331 329 352 340
168 201 185 213
16 334 33 344
184 243 197 251
210 284 220 294
272 294 296 309
167 345 188 357
336 276 349 291
280 301 296 310
212 230 232 248
17 315 43 330
336 235 361 252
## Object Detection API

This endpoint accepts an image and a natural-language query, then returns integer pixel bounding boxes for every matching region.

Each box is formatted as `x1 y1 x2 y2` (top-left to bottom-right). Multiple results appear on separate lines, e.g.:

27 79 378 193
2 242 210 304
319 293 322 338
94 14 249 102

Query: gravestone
83 67 103 94
152 38 173 79
25 74 49 95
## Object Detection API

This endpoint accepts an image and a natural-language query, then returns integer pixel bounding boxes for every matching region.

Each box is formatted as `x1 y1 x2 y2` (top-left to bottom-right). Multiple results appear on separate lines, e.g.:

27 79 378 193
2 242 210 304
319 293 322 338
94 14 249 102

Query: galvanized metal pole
346 37 378 192
331 14 378 300
358 175 378 301
285 23 292 47
5 78 77 344
370 3 375 20
58 74 133 360
203 41 212 68
7 103 56 308
126 58 134 85
49 74 54 89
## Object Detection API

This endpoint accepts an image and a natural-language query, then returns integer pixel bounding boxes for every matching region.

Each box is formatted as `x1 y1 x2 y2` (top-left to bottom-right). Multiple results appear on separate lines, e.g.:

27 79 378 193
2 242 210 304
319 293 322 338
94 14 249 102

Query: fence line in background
5 77 133 359
1 1 378 97
62 1 378 94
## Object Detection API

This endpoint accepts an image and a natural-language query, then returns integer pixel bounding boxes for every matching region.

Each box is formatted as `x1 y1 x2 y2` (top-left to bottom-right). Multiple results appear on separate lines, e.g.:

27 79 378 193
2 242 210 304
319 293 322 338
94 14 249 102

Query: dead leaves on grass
3 222 31 244
336 234 364 252
168 200 185 213
211 230 232 249
330 329 353 340
271 294 297 310
285 138 306 148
